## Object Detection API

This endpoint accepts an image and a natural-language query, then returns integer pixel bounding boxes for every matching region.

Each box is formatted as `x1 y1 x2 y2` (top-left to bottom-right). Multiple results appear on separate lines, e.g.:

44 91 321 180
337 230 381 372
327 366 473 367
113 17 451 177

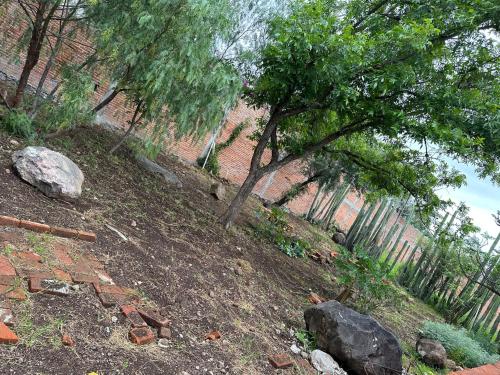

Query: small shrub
334 245 393 313
421 321 500 368
255 207 310 258
0 109 35 139
295 329 317 352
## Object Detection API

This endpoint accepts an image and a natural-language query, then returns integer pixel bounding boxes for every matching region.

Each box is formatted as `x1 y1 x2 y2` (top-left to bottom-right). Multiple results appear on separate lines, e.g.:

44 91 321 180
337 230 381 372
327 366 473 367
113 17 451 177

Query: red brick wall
0 2 421 255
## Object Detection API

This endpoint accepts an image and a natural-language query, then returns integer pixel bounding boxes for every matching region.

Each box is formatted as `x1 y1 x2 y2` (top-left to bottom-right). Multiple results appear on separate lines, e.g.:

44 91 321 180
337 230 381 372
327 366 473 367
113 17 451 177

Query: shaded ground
0 126 443 374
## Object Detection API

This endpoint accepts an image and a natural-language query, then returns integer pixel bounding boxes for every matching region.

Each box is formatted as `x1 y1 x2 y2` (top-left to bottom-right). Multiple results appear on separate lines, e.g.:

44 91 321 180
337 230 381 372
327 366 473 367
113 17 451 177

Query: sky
437 161 499 242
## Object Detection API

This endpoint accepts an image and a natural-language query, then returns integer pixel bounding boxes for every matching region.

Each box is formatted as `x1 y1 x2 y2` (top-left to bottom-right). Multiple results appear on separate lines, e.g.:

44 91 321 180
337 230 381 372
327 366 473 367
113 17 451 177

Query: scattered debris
205 330 221 341
62 334 75 347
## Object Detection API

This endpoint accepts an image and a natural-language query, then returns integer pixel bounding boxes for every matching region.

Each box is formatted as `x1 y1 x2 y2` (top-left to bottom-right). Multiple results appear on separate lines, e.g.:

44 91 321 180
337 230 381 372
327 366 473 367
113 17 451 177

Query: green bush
421 321 500 368
0 109 35 139
255 207 310 258
334 245 394 313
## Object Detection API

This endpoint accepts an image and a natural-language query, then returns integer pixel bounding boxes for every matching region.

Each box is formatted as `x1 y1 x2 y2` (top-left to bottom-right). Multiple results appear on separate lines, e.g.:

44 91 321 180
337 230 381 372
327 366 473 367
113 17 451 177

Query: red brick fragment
0 256 16 278
120 305 147 328
308 292 325 305
98 292 136 308
0 322 18 344
52 244 74 266
77 230 97 242
96 284 124 295
14 251 42 263
52 269 72 282
0 216 20 227
62 334 75 347
295 358 317 375
138 309 171 328
205 330 221 341
50 227 79 239
19 220 50 233
129 327 155 345
0 285 26 301
268 354 293 369
71 272 98 284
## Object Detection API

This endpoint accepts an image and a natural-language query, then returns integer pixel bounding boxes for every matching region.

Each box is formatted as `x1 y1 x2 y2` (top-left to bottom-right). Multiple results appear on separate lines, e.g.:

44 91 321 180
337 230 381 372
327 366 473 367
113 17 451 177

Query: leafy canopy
244 0 499 207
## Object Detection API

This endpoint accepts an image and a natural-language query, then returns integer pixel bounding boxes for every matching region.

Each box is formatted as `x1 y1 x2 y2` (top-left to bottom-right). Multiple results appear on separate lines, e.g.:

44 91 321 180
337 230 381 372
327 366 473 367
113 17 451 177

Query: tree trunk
92 87 120 113
11 2 52 108
275 171 323 207
220 167 263 229
109 100 143 154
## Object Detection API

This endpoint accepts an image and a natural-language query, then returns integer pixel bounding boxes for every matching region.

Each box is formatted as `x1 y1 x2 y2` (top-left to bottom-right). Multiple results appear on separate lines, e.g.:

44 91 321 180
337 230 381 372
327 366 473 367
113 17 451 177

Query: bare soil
0 126 442 375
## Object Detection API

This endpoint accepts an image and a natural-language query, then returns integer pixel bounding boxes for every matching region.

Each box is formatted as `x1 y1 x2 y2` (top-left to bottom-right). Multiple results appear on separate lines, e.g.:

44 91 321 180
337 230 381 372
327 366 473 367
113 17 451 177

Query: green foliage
40 67 95 133
255 207 310 258
421 321 500 368
334 245 393 313
0 109 35 139
295 329 317 352
88 0 242 151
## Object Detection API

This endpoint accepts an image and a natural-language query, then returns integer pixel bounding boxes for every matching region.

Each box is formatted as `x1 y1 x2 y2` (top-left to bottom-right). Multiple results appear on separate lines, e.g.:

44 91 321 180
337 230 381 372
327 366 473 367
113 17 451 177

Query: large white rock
12 146 84 200
310 350 348 375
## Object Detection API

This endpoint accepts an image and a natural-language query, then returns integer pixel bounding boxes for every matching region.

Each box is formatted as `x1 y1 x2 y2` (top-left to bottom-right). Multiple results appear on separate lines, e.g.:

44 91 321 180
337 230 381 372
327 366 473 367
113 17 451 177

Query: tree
86 0 242 154
220 0 499 228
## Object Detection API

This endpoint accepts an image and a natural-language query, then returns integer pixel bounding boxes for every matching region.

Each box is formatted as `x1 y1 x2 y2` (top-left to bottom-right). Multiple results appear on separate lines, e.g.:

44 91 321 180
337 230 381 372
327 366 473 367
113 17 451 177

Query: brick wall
0 2 421 256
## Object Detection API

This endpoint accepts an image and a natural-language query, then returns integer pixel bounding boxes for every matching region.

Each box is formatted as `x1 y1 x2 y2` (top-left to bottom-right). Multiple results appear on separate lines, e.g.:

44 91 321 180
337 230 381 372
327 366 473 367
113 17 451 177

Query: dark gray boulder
416 338 447 368
12 146 84 200
304 300 403 375
332 232 347 246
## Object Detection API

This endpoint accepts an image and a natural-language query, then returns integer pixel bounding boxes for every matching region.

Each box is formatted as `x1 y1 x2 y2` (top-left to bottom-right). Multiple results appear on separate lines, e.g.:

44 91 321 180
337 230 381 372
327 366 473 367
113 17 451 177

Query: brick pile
0 227 171 346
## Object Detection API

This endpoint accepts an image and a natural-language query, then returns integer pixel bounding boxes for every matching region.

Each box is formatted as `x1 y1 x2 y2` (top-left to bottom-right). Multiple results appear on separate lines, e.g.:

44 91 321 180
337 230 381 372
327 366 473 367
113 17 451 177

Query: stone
62 334 75 346
158 338 169 348
158 326 172 339
304 300 402 375
135 155 182 187
205 330 221 341
12 146 84 200
0 307 13 326
416 338 447 368
332 232 347 246
210 183 225 200
310 349 347 375
290 343 301 354
268 354 293 369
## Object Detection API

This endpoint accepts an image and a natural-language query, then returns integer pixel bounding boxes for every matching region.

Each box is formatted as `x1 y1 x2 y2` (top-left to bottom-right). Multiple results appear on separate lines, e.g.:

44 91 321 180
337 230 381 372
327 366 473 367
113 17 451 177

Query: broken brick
19 220 50 234
268 354 293 369
0 322 18 344
28 278 71 296
0 285 26 301
0 256 16 278
120 305 147 328
62 334 75 346
52 244 74 266
205 330 221 341
0 216 20 227
69 261 97 284
77 230 97 242
96 284 124 295
50 227 79 239
13 251 42 263
295 358 317 375
129 327 155 345
94 269 113 284
138 309 171 328
98 292 136 308
52 269 72 283
308 292 325 305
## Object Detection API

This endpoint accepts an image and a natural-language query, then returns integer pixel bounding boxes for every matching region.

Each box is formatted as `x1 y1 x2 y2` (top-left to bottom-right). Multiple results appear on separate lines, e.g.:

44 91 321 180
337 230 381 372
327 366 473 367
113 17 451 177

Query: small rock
158 338 169 348
62 334 75 347
290 343 301 354
234 267 244 276
5 169 10 174
272 306 279 311
158 327 172 339
111 316 118 323
300 351 309 359
209 291 215 298
210 183 225 200
9 140 19 146
131 220 137 227
310 349 347 375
